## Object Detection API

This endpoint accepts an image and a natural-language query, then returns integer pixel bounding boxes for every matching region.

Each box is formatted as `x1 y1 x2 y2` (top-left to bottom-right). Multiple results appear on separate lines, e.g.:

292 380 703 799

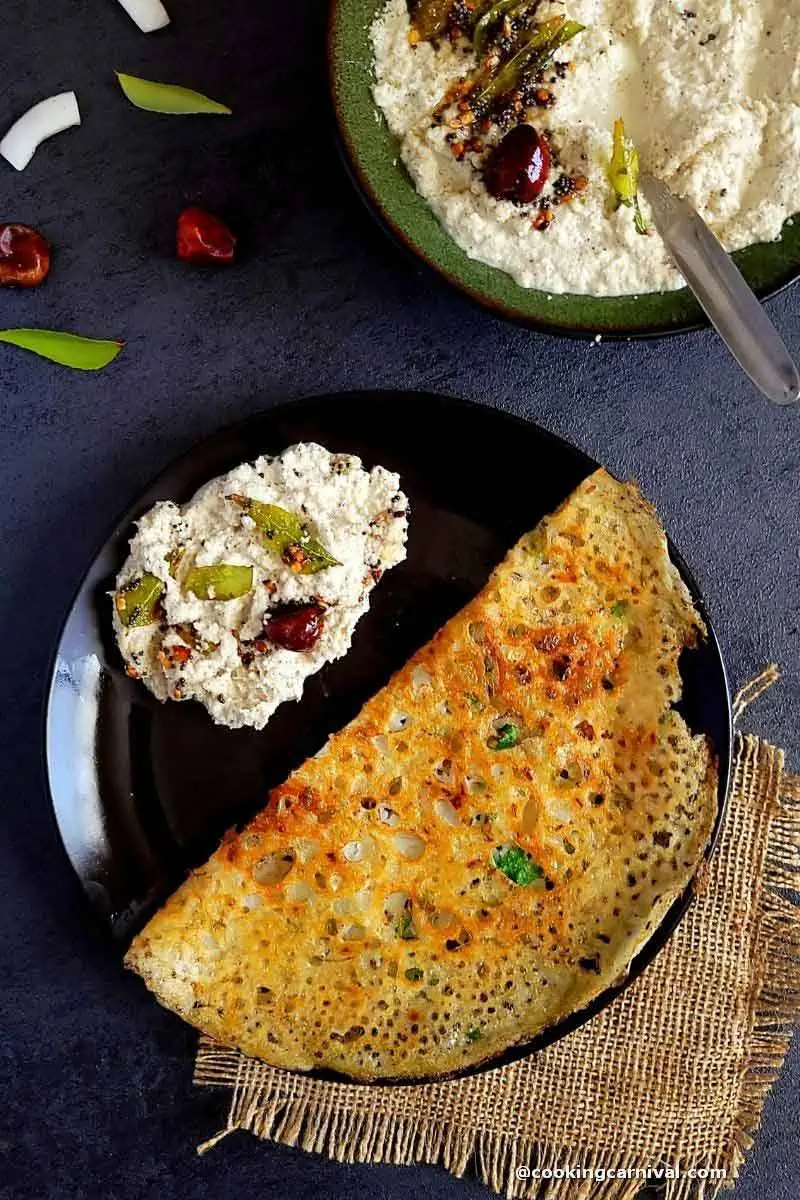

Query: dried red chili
0 223 51 287
483 125 551 206
262 603 325 652
176 207 236 265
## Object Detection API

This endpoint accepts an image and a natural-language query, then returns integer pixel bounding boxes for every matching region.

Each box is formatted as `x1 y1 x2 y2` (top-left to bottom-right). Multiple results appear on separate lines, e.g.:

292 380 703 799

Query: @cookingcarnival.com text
515 1164 727 1184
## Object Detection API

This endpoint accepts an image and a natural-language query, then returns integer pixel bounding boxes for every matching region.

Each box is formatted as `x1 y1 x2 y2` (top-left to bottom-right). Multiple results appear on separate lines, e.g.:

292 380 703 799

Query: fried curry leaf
0 328 123 370
465 1026 483 1042
115 573 164 627
116 72 232 115
184 564 254 600
611 600 628 618
227 495 341 574
473 0 522 55
405 966 424 982
608 118 648 234
492 843 543 886
474 17 585 110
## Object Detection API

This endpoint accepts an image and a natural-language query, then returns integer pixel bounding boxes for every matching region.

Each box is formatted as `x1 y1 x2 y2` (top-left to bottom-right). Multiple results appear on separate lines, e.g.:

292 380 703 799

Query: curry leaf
0 328 123 370
227 494 340 574
116 72 232 115
475 17 585 109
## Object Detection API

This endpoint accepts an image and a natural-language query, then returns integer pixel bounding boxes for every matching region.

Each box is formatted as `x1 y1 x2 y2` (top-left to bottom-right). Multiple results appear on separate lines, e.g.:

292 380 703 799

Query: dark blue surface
2 2 798 1197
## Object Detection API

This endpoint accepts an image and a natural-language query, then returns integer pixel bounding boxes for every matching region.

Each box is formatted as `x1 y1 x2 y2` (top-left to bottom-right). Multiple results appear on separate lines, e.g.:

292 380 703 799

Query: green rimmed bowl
329 0 800 338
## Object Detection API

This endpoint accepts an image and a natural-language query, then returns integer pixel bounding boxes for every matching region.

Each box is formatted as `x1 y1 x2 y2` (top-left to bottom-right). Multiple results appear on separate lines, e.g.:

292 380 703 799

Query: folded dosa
125 470 717 1080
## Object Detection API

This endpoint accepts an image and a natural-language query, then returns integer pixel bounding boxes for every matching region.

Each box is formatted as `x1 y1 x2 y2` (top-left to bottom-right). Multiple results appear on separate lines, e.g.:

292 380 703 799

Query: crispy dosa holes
429 908 457 930
384 890 410 919
286 881 314 903
546 795 575 824
342 837 372 863
433 798 460 827
252 852 294 885
394 832 426 860
412 665 432 691
434 759 454 784
468 621 487 644
295 838 320 863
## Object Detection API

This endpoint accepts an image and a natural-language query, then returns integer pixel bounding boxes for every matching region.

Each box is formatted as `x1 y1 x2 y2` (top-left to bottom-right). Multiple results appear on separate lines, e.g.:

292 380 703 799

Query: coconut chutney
372 0 800 296
113 443 409 730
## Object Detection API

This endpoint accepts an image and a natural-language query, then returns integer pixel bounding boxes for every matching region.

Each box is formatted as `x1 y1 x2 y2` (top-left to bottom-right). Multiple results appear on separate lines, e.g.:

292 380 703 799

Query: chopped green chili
0 328 123 370
396 911 419 940
184 563 253 600
608 118 648 234
115 574 164 627
116 72 232 115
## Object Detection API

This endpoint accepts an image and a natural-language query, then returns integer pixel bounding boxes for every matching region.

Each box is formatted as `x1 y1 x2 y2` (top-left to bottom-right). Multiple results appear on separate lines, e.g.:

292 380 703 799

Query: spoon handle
640 174 800 406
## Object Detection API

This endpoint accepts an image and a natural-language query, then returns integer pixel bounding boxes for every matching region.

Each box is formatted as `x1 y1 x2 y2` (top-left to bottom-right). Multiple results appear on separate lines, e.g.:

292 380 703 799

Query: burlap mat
193 668 800 1199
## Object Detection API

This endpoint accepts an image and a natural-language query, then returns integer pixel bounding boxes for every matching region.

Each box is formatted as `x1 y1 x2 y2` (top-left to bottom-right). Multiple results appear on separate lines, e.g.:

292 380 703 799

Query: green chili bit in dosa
492 722 520 749
492 843 544 886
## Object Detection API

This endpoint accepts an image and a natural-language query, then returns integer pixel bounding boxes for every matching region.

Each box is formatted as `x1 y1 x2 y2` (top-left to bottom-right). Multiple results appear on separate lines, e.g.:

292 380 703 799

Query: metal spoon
640 173 800 406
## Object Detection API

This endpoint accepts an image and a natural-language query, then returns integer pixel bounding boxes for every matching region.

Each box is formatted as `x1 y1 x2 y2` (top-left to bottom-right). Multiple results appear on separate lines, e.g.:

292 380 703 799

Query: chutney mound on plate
112 442 408 730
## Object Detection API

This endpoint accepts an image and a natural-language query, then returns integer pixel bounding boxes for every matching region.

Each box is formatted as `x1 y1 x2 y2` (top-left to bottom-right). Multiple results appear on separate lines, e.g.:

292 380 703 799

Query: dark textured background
2 1 798 1197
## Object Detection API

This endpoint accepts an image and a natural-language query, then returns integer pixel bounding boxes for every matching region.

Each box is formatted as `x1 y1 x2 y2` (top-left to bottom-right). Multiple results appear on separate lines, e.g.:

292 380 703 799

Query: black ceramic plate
45 392 731 1077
